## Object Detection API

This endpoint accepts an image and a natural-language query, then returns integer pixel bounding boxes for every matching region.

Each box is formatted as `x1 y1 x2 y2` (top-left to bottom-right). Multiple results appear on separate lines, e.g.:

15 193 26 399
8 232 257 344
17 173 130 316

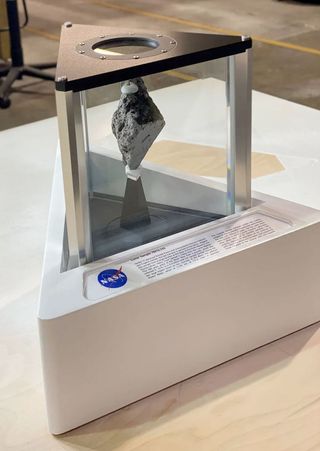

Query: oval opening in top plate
93 37 159 56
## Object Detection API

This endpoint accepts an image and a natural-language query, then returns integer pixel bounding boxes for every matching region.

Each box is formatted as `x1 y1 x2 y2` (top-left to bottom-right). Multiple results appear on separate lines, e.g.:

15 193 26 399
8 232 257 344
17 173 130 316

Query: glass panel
85 58 229 261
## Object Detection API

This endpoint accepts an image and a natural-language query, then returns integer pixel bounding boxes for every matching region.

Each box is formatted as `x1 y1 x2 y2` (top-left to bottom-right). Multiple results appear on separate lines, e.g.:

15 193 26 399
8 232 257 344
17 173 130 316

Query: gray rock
112 78 165 170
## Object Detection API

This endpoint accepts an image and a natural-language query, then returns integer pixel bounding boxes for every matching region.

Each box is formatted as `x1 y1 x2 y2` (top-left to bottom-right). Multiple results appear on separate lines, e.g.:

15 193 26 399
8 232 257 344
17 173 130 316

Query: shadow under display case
38 24 320 434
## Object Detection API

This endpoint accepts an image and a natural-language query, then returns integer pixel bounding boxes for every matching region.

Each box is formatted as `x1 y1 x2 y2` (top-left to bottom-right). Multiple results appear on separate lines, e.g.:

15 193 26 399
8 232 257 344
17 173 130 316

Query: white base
38 150 320 434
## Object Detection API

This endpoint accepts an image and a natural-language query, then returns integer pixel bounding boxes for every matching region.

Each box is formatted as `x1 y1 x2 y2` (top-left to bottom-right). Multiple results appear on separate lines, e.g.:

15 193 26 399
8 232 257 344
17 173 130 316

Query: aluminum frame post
227 44 252 214
56 90 93 268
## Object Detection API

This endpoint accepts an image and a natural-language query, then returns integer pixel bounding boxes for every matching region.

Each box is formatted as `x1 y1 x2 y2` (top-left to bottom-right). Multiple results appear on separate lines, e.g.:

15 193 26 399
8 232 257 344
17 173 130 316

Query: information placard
84 211 292 301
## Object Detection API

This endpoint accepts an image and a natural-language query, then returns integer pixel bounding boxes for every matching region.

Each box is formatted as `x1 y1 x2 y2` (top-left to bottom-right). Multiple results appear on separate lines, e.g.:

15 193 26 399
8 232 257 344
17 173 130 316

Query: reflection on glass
85 59 228 261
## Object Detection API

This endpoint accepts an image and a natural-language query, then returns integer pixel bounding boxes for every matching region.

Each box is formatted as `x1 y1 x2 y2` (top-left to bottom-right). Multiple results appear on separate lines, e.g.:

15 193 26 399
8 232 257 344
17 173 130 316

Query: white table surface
1 90 320 450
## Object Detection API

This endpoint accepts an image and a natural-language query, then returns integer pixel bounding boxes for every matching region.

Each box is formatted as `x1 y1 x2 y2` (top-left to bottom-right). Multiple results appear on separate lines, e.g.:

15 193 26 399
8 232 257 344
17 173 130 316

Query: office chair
0 0 55 108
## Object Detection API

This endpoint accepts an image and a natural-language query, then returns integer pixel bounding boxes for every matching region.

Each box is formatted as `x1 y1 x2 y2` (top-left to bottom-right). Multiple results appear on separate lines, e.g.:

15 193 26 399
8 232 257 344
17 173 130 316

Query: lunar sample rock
112 78 165 172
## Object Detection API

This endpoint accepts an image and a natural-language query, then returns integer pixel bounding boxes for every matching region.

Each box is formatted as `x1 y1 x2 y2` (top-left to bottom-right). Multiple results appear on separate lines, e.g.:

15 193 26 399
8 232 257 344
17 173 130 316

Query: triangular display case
38 24 320 435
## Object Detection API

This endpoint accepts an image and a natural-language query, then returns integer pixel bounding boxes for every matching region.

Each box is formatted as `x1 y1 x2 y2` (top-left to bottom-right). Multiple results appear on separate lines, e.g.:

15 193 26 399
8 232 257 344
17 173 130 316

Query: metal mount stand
0 0 56 109
120 178 151 229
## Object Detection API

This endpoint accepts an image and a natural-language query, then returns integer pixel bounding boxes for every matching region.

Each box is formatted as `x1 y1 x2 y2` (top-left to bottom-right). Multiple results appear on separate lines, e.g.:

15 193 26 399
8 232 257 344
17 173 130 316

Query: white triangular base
38 150 320 434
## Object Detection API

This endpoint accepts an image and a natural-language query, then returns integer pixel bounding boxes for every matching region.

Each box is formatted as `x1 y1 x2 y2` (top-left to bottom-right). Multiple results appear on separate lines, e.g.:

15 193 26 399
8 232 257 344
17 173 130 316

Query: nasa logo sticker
97 267 127 289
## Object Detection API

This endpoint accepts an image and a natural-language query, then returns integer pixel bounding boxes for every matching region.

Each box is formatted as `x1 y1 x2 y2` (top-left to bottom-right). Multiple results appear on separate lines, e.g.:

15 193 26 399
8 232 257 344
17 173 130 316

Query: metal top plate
55 24 252 92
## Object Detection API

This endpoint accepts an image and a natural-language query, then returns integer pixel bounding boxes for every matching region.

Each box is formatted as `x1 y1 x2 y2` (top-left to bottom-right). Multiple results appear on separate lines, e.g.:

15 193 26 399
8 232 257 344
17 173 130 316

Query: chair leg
32 62 56 70
0 64 10 77
0 66 21 107
23 66 55 81
0 63 55 108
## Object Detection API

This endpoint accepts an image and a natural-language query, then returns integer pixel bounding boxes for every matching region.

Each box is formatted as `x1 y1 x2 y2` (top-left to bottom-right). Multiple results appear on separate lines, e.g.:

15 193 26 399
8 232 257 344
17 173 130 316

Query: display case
39 23 320 435
54 26 251 269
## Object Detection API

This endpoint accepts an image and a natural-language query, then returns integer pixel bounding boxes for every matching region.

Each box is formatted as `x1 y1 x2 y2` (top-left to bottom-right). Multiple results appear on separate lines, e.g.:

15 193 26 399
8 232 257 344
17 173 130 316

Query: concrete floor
0 0 319 130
